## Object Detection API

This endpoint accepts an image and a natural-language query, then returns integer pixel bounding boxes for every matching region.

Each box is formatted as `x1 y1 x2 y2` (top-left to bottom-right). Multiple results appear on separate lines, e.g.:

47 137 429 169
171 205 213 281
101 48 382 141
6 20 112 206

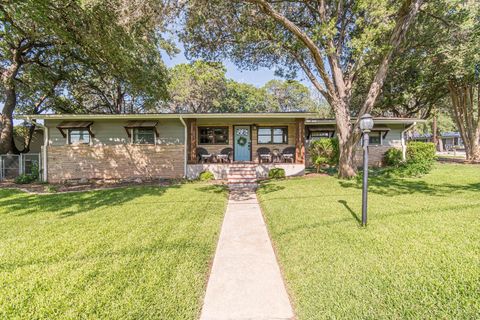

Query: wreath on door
237 136 247 146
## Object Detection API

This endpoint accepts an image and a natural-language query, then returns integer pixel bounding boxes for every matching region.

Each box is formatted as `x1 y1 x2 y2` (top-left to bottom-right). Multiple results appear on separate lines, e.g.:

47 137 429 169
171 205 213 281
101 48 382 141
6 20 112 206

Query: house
16 113 421 183
410 132 464 150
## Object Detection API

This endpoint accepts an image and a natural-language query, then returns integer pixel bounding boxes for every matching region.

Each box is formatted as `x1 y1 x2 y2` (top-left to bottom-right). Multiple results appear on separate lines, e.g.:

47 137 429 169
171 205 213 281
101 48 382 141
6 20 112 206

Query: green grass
258 164 480 319
0 183 228 319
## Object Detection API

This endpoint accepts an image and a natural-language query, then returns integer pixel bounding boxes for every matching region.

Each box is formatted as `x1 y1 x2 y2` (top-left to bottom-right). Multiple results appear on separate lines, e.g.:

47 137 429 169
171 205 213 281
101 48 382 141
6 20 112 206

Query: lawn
258 164 480 319
0 183 228 319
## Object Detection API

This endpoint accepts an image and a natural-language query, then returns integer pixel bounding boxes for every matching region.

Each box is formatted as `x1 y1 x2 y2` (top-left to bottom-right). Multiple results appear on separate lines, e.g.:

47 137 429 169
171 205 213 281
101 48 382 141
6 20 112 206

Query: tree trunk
335 102 357 178
432 109 438 150
448 81 480 162
0 87 17 154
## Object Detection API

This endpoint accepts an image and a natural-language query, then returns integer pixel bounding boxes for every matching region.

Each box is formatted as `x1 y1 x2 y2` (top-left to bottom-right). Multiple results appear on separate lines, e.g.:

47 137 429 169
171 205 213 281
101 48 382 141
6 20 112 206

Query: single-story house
16 113 422 183
410 132 464 150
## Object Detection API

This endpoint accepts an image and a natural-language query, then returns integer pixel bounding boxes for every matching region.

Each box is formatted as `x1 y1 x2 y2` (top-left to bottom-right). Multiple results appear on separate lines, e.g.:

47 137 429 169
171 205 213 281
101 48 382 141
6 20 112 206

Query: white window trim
130 127 157 145
66 128 92 146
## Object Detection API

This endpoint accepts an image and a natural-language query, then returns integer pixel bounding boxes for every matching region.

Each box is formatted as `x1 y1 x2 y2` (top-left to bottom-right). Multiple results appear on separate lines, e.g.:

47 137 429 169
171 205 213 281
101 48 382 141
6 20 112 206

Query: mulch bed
437 157 480 164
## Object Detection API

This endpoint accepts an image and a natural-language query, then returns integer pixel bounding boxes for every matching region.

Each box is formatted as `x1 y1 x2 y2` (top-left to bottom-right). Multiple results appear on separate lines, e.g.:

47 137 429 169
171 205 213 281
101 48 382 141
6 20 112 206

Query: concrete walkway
200 191 294 320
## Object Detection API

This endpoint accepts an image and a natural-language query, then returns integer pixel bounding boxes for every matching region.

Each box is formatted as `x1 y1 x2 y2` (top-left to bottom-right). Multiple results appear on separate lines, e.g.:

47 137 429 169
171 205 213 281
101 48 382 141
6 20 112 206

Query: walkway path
200 191 294 320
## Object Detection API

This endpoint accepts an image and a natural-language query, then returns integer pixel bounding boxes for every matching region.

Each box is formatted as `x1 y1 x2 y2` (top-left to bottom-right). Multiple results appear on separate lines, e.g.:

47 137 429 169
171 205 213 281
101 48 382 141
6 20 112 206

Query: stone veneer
305 145 397 168
47 144 184 182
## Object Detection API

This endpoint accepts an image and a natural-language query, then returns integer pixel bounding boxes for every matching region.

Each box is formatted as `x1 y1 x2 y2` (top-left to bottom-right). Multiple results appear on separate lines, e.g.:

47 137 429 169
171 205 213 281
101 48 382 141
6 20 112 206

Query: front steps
227 164 258 191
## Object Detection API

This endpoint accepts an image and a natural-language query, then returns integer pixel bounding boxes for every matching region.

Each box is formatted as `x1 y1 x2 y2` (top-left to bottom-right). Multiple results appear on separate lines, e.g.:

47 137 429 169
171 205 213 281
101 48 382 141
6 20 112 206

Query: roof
56 121 93 129
16 112 318 120
124 121 158 128
412 132 461 139
306 117 424 125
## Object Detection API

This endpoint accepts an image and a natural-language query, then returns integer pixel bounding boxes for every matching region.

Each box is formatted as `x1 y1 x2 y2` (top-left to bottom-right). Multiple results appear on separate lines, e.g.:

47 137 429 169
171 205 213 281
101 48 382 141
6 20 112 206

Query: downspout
401 122 416 161
25 117 48 182
179 117 188 178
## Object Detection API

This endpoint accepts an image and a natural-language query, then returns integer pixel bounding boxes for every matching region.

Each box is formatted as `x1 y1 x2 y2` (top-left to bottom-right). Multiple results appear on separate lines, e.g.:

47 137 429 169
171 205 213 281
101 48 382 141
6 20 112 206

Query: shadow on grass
338 200 361 226
0 185 181 217
257 180 286 194
339 173 480 197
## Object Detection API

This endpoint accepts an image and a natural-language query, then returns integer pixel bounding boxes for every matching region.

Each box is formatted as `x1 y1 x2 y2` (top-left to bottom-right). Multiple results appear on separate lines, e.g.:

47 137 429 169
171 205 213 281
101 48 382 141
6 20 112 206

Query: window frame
131 127 156 145
368 131 383 145
257 126 288 145
67 128 91 145
198 126 229 145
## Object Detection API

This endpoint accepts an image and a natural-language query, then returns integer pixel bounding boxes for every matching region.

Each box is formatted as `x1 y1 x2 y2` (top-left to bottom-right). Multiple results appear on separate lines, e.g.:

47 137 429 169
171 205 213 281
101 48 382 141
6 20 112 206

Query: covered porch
182 113 311 179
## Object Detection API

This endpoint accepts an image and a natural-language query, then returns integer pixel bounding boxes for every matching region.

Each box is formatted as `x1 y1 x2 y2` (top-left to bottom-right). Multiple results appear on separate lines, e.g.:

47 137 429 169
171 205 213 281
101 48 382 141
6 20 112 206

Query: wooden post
295 118 305 164
188 119 197 163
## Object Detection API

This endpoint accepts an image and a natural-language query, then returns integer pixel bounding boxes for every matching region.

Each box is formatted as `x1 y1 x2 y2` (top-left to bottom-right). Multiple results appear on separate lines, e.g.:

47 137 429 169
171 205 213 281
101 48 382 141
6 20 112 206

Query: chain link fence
0 153 41 181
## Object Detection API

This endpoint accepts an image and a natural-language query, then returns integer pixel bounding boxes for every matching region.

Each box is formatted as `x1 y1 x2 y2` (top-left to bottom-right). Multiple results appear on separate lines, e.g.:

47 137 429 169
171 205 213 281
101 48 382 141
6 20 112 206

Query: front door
234 126 251 161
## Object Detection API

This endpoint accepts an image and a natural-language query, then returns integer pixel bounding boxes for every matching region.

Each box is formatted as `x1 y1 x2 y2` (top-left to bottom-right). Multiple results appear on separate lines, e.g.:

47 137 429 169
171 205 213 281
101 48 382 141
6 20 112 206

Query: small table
216 154 229 163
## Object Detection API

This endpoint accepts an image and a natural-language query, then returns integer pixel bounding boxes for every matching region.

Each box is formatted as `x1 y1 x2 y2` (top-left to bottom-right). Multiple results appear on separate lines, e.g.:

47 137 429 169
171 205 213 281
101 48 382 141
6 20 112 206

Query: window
132 128 155 144
309 131 333 140
199 127 229 144
257 127 288 144
369 131 382 145
68 129 90 144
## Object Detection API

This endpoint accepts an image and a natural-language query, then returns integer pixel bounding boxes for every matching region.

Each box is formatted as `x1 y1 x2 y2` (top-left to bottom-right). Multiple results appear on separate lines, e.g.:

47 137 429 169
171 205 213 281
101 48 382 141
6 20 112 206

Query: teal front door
234 126 251 161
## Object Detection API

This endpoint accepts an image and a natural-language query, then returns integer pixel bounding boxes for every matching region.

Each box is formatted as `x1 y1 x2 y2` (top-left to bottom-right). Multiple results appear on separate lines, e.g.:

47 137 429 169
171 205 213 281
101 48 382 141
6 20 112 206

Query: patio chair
272 149 282 163
257 147 272 163
219 147 233 163
197 147 213 163
282 147 296 163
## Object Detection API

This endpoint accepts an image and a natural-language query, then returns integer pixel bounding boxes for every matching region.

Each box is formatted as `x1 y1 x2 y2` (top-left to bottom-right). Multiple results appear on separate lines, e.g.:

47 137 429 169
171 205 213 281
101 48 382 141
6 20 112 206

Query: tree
220 80 269 112
0 0 171 154
181 0 424 178
263 79 319 112
164 60 227 113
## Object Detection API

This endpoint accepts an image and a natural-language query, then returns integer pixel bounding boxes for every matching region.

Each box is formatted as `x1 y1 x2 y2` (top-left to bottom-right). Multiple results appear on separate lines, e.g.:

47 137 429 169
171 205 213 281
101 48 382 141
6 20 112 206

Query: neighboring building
16 113 422 183
410 132 464 150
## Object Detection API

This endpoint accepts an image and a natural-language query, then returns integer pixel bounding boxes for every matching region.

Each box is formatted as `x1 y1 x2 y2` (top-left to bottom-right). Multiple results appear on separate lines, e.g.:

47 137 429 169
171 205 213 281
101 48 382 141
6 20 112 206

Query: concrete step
228 183 258 191
227 173 257 178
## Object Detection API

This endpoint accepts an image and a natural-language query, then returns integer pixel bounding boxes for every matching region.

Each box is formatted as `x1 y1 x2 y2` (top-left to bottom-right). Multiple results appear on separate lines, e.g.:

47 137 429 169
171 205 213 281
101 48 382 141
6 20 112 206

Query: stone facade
353 145 393 167
47 144 184 182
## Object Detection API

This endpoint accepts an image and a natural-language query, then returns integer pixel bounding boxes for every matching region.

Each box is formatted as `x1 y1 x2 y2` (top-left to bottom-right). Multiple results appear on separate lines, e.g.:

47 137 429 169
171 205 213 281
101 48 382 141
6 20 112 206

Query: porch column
295 118 305 164
188 119 197 163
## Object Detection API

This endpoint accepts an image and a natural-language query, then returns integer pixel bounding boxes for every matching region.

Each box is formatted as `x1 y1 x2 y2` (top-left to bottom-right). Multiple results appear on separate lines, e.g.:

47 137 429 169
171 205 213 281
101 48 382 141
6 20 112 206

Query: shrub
384 148 403 167
198 171 215 181
309 138 339 172
268 168 286 179
14 174 37 184
404 142 437 176
44 185 59 193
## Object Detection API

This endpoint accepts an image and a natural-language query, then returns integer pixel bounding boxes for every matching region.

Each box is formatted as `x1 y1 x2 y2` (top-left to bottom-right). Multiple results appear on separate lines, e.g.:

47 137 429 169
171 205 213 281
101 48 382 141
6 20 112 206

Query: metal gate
0 153 41 181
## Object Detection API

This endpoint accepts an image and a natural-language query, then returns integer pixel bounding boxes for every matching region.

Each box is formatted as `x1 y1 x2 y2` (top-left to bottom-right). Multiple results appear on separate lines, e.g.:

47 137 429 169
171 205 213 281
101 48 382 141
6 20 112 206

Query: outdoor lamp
360 114 374 227
359 114 374 132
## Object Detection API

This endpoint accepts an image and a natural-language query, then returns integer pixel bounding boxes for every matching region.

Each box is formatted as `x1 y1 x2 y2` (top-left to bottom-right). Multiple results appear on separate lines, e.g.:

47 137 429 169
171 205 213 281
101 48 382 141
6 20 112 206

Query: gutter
401 122 417 161
179 117 188 178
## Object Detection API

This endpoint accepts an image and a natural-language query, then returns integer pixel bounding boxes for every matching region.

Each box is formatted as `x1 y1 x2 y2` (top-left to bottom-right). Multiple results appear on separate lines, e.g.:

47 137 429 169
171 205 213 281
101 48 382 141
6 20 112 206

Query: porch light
360 114 374 227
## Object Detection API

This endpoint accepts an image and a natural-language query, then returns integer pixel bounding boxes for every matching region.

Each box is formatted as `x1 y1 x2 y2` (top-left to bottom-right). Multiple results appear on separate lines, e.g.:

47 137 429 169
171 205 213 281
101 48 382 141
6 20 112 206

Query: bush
14 174 37 184
384 148 403 167
309 138 339 172
405 142 437 175
268 168 286 179
198 171 215 181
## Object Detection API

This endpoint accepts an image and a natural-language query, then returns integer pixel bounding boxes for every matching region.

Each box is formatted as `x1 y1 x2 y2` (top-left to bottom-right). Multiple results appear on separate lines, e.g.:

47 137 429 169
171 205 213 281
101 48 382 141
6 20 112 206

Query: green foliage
404 142 437 176
309 138 339 172
384 148 403 167
14 174 36 184
268 168 286 179
14 163 39 184
198 171 215 181
43 184 58 193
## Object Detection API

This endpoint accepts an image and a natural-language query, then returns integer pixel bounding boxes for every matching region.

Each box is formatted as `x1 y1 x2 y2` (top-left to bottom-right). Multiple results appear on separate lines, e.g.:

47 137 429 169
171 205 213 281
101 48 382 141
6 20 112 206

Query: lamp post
359 114 374 227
